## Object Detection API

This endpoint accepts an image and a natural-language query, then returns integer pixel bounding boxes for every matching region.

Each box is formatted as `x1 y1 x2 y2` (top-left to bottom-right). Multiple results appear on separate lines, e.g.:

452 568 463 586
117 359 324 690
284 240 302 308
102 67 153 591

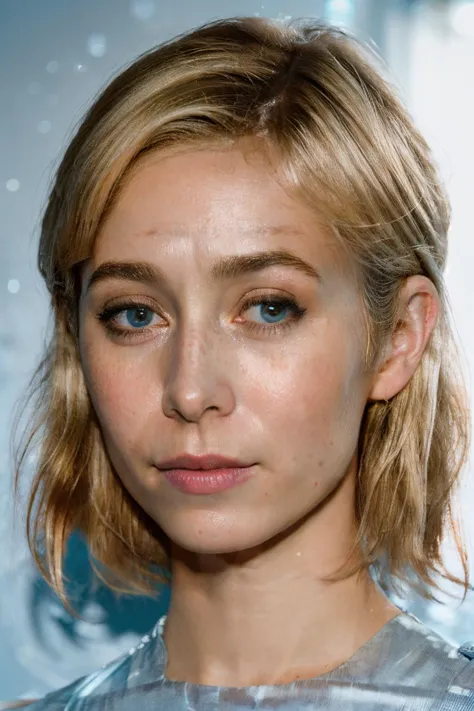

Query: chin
161 520 271 558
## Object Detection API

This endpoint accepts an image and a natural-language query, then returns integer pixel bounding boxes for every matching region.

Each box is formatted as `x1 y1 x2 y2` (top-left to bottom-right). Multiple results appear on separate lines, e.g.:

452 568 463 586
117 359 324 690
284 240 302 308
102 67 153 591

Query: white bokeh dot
8 279 20 294
6 179 20 192
48 94 59 106
74 63 87 73
450 1 474 38
87 33 107 58
130 0 156 21
37 120 52 134
46 60 59 74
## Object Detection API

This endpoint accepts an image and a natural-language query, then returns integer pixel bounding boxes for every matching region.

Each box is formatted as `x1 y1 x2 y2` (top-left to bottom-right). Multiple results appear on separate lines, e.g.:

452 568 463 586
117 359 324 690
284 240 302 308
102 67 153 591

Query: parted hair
12 16 471 609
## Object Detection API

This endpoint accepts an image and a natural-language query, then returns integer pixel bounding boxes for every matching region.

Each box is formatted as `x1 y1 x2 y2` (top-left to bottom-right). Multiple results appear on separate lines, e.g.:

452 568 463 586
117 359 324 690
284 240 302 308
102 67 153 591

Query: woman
6 15 474 709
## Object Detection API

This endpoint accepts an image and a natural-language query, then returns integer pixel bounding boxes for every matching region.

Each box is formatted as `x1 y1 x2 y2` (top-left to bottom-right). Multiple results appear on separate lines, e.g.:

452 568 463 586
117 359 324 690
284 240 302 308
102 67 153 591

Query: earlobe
367 276 440 403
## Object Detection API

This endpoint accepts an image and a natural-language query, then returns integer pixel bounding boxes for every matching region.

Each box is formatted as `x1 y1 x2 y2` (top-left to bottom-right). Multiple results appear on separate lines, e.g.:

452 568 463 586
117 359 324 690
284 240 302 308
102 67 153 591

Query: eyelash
96 295 307 341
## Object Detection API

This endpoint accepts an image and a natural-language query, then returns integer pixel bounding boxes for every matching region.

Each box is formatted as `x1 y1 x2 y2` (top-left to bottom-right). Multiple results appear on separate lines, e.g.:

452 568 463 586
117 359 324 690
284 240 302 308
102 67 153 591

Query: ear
367 275 440 402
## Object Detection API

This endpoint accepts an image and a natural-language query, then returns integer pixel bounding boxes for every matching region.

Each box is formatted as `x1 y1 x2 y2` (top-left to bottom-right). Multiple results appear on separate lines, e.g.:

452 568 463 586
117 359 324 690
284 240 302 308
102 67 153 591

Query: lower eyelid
98 296 306 336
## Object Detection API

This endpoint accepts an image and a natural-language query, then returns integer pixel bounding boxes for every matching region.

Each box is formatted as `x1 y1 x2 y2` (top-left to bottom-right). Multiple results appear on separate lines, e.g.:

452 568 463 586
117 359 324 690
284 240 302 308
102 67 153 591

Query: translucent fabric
18 610 474 709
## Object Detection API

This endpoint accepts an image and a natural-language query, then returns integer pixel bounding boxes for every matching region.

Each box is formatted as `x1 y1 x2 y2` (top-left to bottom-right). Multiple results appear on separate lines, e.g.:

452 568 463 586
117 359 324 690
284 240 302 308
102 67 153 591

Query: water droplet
46 60 59 74
27 82 41 95
8 279 20 294
37 120 52 134
130 0 156 21
6 179 20 192
87 33 107 58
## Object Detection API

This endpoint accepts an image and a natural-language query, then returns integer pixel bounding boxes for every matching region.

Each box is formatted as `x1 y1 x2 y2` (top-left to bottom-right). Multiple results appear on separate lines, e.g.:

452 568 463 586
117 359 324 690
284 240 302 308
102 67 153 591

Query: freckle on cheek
318 460 323 467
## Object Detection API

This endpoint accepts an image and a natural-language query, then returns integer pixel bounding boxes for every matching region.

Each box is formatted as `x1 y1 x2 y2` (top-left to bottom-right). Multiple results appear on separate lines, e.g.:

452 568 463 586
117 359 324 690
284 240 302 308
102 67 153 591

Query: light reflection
130 0 156 21
324 0 355 27
7 280 20 294
37 120 52 134
450 1 474 38
6 179 20 192
87 34 107 58
46 61 59 74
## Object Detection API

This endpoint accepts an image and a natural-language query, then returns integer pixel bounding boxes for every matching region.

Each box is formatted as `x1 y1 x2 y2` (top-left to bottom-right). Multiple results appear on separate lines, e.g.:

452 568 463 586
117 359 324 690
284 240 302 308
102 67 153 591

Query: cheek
242 330 365 467
80 344 156 446
246 342 358 428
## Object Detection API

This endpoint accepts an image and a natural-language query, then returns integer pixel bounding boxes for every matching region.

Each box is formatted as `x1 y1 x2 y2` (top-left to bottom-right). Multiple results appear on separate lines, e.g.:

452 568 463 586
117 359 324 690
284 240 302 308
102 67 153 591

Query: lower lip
162 467 254 494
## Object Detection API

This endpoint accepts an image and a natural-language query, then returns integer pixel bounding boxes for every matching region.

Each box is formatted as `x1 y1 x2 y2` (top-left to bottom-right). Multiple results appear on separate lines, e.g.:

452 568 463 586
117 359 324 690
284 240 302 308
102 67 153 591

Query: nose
161 325 235 424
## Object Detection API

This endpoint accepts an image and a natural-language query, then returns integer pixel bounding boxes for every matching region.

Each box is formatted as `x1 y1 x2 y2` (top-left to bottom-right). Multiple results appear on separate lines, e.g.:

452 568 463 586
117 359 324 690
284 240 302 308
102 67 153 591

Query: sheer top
16 610 474 709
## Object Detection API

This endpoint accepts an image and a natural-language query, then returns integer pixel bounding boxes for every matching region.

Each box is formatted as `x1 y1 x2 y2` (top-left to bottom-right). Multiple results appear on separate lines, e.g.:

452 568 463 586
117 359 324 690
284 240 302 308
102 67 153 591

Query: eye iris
260 302 288 323
126 307 152 328
118 301 292 330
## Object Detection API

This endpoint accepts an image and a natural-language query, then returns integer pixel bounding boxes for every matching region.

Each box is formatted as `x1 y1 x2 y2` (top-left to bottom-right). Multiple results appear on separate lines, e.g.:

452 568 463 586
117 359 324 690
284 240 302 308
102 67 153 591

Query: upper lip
156 454 254 471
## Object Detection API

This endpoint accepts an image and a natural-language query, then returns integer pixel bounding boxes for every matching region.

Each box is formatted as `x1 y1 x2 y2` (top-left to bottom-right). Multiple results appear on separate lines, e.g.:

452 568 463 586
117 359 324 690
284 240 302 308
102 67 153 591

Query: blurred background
1 0 474 700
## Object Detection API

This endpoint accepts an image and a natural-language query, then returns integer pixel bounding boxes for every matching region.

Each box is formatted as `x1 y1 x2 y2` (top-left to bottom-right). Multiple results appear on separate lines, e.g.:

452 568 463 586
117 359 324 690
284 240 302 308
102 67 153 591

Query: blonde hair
12 16 471 609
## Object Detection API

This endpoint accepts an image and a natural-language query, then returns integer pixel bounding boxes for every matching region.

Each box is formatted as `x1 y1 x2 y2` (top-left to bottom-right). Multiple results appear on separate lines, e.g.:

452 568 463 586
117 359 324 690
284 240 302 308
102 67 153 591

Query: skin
78 142 439 686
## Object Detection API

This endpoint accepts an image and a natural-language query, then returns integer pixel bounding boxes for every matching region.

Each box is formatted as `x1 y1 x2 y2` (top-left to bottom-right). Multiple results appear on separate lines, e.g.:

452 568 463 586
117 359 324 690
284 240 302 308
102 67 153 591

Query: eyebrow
85 249 322 294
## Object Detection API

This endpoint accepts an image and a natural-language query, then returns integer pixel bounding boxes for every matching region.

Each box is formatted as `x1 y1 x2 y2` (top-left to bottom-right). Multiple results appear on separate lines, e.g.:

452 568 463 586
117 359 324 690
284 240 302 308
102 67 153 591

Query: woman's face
79 144 373 556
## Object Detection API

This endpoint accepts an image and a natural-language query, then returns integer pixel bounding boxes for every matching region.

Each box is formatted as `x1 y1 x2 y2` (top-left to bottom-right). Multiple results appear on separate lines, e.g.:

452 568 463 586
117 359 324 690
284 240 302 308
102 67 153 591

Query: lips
156 454 257 494
156 453 253 471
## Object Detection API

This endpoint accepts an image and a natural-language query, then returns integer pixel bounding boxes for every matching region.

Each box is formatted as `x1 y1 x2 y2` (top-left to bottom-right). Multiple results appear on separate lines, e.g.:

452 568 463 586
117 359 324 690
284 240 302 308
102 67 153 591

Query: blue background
2 0 474 701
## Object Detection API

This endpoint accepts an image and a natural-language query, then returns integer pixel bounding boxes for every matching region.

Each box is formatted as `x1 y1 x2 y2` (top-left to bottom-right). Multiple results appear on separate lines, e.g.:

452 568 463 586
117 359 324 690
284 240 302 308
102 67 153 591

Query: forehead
89 145 350 281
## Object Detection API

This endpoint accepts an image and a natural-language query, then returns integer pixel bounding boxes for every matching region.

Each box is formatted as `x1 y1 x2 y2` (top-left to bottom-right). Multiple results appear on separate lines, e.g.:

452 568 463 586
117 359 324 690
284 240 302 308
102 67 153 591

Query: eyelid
99 294 159 311
96 291 307 340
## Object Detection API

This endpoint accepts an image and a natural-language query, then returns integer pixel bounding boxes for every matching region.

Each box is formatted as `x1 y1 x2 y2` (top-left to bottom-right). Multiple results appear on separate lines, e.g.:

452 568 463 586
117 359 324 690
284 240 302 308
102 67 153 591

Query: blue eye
248 301 293 324
97 303 162 338
240 296 307 335
123 306 154 329
97 295 306 341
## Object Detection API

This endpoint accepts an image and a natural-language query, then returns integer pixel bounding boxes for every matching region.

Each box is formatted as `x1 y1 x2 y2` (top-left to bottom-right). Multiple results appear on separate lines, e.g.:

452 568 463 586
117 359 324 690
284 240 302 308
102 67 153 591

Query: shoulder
8 618 166 709
388 612 474 706
445 640 474 709
6 657 130 710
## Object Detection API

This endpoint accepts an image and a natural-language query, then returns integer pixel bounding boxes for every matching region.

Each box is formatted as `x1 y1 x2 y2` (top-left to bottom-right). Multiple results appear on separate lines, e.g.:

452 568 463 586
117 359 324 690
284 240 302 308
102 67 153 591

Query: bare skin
78 142 439 687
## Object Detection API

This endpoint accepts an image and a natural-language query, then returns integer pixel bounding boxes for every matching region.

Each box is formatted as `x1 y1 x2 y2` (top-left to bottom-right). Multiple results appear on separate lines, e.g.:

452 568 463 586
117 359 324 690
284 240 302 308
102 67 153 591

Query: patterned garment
14 610 474 709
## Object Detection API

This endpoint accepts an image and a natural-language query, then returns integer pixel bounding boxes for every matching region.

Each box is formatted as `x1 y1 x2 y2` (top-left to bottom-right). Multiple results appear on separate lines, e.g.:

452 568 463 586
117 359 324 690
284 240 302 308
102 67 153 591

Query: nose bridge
175 318 215 378
162 312 234 422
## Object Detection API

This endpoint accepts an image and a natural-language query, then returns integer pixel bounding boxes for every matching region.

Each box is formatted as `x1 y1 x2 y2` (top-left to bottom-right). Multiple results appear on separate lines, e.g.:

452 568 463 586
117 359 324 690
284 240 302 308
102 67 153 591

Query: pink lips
156 454 255 494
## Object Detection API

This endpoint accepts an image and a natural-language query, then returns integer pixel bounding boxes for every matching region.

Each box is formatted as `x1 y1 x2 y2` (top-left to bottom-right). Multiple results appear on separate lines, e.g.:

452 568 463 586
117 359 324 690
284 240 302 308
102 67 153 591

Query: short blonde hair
12 16 471 609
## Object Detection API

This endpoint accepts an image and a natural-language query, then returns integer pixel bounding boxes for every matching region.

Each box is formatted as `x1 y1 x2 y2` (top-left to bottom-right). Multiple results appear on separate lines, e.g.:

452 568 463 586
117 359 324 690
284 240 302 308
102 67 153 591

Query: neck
162 472 400 687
